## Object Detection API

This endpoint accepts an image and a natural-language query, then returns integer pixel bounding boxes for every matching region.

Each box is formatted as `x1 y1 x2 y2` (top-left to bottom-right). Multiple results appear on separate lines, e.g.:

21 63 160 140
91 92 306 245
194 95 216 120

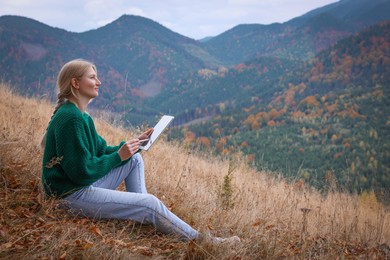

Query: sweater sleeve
97 134 125 155
55 115 122 186
86 114 125 156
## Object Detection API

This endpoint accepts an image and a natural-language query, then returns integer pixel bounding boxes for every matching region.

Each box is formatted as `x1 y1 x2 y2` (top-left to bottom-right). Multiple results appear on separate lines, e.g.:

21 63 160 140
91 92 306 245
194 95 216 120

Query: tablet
140 115 175 151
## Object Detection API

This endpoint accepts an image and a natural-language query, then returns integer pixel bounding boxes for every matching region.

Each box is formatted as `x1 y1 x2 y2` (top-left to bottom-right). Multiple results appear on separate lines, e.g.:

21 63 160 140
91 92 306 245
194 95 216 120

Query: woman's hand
118 129 154 161
138 128 153 140
118 139 141 161
138 128 154 146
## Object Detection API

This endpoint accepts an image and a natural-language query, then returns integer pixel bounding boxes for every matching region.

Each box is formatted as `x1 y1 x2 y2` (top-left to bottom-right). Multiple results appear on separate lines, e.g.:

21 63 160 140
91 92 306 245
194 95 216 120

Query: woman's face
75 67 101 99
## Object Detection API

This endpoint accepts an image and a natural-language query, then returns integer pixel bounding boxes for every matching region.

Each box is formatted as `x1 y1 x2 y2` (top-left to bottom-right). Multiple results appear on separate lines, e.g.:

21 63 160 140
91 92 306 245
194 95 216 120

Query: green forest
167 22 390 197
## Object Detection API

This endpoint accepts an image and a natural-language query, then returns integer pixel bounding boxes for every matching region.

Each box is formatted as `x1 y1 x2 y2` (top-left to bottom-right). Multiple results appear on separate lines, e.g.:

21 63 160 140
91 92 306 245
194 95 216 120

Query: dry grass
0 83 389 259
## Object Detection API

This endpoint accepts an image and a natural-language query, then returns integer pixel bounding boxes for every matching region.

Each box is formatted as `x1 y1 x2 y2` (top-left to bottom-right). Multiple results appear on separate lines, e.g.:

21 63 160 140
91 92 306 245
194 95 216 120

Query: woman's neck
68 97 89 113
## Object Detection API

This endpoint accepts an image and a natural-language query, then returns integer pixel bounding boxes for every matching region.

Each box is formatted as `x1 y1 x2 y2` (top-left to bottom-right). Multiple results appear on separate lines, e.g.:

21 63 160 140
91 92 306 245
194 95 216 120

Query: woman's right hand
118 139 141 161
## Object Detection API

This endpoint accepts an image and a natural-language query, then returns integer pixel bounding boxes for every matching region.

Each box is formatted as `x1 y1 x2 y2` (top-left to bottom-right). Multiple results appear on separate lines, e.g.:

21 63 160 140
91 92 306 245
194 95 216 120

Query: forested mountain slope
171 22 390 195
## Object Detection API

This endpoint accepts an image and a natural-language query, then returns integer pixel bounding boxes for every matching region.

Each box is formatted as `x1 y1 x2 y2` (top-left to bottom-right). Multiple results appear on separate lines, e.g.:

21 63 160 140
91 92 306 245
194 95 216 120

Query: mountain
146 56 302 126
0 15 221 112
172 21 390 194
202 0 390 64
78 15 223 93
0 16 81 96
201 23 287 65
288 0 390 28
1 0 389 114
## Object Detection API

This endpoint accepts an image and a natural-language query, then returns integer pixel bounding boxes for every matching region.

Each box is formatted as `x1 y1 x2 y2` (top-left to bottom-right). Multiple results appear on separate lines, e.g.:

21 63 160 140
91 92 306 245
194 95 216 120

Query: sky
0 0 338 40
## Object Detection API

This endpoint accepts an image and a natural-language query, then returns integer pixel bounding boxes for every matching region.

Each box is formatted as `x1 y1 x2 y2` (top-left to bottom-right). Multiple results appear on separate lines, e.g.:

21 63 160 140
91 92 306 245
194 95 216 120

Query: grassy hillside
0 85 389 259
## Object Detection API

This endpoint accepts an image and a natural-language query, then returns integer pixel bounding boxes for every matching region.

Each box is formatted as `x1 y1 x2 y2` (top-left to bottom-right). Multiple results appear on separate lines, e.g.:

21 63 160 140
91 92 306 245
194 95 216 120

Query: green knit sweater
42 101 125 198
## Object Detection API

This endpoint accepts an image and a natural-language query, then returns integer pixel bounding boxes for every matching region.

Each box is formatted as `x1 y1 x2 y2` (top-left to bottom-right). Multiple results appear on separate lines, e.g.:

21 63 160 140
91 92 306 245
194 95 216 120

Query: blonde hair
40 59 97 149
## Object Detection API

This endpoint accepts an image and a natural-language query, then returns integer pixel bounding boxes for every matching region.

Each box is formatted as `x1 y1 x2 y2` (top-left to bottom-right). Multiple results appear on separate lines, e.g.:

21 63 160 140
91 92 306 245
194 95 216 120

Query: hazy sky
0 0 338 39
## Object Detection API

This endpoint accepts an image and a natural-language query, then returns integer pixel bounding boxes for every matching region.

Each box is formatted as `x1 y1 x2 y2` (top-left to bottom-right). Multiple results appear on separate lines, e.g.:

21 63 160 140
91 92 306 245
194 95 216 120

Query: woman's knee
143 194 163 210
133 152 143 161
131 153 144 167
123 153 143 170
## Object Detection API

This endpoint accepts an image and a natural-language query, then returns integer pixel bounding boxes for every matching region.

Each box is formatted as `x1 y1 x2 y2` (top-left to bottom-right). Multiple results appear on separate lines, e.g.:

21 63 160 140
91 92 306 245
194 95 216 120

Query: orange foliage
222 148 230 155
256 111 269 122
244 113 262 130
197 137 211 148
300 95 320 108
339 55 353 71
296 83 307 93
235 63 246 72
309 61 324 82
334 152 343 160
325 102 338 113
292 111 305 119
241 141 249 148
243 114 256 126
247 154 255 162
268 108 281 119
267 120 276 127
331 134 339 144
216 137 227 152
343 142 351 148
338 108 366 119
184 131 196 143
273 95 282 105
251 120 260 130
284 88 295 106
283 83 307 107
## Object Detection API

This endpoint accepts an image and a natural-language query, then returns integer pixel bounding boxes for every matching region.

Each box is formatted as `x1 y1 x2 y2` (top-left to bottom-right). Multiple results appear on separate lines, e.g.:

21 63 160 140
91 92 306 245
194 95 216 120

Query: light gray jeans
63 153 199 241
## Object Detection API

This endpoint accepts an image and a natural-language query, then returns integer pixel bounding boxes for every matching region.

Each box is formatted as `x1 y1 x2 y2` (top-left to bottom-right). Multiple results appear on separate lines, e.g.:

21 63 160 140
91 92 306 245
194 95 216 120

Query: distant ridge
0 0 388 114
198 36 214 42
287 0 390 28
202 0 390 64
0 14 221 113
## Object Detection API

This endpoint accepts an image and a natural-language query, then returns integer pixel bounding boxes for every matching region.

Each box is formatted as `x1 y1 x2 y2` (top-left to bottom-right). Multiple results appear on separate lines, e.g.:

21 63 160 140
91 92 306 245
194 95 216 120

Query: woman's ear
71 78 79 89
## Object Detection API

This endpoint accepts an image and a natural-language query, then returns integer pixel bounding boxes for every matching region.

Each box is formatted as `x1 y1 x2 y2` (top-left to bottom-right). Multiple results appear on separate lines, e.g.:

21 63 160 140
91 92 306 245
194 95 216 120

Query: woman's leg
63 186 199 241
123 153 147 193
63 153 197 240
93 153 147 193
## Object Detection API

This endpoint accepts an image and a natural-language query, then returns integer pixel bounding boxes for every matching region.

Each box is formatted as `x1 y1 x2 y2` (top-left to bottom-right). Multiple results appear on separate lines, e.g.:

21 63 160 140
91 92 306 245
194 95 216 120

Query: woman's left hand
138 128 154 146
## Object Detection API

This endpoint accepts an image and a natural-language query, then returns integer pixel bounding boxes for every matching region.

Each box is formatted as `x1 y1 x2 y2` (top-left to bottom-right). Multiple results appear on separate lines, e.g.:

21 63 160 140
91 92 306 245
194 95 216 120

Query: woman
41 59 240 244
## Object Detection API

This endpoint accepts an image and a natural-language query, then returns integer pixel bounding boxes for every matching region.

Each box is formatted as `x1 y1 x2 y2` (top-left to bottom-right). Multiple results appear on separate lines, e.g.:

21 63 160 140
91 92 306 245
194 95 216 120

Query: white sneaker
210 235 241 245
197 233 241 246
